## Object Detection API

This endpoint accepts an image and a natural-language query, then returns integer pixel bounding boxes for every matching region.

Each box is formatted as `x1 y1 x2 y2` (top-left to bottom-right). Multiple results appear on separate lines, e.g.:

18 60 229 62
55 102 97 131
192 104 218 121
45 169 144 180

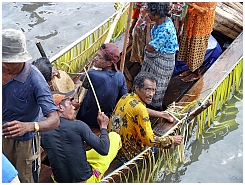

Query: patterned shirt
109 92 173 160
149 17 179 54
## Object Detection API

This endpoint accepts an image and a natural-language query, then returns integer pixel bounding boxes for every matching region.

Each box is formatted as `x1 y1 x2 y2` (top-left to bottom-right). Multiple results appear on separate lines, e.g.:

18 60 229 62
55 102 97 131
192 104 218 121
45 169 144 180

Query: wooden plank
178 32 243 105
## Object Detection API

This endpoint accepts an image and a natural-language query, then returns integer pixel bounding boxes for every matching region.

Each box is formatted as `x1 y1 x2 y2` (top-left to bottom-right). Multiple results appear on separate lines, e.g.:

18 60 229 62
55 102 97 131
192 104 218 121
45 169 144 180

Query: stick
120 2 134 73
83 67 101 112
36 40 47 57
180 107 192 135
105 2 126 43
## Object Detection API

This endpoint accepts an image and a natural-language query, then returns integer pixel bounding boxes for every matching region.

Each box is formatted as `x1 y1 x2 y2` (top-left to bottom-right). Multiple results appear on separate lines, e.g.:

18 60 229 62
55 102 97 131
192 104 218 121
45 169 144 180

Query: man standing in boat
2 29 60 183
109 72 183 160
75 43 128 133
41 91 121 183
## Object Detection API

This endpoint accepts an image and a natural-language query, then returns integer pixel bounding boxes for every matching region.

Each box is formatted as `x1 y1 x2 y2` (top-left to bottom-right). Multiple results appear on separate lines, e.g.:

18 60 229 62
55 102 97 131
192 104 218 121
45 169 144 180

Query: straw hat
2 29 32 62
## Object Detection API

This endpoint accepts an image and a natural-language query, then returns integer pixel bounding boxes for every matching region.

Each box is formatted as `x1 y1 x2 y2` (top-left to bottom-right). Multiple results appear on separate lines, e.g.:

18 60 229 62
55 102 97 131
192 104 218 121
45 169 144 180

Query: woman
141 2 178 110
177 2 217 82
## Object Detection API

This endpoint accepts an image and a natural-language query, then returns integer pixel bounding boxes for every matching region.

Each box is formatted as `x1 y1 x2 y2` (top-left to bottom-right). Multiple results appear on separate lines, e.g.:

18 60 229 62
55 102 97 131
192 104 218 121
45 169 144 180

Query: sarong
141 49 175 108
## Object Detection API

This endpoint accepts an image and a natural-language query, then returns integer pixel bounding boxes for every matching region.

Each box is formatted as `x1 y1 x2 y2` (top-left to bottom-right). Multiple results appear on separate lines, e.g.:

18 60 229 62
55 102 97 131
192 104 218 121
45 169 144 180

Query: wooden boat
38 2 243 183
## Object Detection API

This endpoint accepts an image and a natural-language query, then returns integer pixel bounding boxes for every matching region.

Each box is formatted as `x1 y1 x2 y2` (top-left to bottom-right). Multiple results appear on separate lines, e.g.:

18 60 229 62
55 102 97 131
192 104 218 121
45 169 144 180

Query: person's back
42 91 121 183
76 43 127 129
76 68 127 128
42 118 108 182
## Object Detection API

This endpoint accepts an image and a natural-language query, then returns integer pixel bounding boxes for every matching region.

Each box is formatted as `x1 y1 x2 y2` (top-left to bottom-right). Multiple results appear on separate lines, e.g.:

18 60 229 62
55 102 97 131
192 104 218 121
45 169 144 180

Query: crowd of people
2 2 218 183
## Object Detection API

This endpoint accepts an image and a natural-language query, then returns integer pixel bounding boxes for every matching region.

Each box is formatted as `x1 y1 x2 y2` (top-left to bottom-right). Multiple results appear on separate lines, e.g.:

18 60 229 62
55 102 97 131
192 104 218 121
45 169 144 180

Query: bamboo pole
120 2 133 73
105 2 126 43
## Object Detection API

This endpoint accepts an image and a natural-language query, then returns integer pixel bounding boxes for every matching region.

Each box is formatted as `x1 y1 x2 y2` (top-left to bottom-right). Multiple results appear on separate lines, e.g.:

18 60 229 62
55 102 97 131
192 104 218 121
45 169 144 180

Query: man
109 72 184 160
2 29 60 183
32 56 61 83
41 91 122 183
75 43 128 133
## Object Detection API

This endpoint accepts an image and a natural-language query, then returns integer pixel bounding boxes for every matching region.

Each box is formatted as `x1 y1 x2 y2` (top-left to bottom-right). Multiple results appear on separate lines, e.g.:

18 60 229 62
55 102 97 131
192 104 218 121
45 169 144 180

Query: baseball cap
52 90 75 106
100 43 120 70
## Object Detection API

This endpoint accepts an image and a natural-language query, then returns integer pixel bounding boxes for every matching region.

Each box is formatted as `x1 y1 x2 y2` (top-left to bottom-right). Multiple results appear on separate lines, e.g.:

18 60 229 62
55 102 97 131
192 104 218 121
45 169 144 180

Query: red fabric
132 8 140 19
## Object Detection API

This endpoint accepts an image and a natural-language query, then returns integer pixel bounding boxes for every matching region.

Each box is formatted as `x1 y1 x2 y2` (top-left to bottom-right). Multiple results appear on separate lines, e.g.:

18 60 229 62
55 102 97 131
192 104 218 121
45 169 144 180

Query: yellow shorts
86 132 121 183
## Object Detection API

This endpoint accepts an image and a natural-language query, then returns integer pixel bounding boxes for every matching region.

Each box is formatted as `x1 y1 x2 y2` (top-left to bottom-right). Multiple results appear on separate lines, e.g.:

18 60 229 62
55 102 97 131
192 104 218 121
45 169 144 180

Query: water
157 81 243 183
3 2 243 183
2 2 115 61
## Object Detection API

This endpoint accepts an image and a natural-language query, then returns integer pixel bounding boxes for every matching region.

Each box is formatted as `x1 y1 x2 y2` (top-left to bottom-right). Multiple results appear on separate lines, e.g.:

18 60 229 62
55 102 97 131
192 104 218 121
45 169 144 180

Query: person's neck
156 17 168 26
103 66 113 72
2 63 25 85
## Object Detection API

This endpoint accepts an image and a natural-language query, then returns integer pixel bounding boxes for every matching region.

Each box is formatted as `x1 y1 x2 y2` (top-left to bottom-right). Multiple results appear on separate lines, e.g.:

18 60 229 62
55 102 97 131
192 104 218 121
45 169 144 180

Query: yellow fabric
109 93 173 160
86 132 122 183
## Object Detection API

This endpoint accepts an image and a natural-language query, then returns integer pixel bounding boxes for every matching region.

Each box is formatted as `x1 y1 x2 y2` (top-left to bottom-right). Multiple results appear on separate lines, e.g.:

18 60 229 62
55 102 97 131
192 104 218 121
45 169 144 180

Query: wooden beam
120 2 133 73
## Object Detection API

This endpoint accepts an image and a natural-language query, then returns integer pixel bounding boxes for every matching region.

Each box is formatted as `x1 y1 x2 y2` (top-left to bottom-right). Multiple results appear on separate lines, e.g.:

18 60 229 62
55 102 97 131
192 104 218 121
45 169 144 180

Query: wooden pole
105 2 125 43
120 2 134 73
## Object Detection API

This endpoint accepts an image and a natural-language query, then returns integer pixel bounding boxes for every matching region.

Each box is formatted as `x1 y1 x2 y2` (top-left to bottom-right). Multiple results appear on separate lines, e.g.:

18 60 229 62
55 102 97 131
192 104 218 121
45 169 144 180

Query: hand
71 98 80 110
160 111 174 123
2 120 29 138
173 135 184 145
97 112 109 129
51 69 60 79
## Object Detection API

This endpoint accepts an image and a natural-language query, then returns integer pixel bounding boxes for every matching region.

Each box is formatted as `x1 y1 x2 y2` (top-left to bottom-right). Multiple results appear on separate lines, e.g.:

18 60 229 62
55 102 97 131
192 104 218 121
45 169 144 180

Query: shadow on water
155 80 243 183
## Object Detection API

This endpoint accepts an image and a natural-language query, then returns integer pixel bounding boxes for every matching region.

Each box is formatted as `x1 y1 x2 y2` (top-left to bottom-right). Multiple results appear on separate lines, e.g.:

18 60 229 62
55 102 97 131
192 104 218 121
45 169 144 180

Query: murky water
2 2 115 61
157 81 243 183
3 2 243 183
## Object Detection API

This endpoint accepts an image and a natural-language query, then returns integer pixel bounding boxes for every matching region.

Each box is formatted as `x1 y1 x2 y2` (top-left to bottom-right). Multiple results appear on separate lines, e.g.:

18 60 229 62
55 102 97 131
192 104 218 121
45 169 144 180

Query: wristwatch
34 122 39 132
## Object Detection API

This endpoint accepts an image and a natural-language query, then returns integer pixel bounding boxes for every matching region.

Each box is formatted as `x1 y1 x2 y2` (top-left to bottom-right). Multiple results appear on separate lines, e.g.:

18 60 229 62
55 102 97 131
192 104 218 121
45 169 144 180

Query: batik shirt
149 17 179 54
109 92 173 160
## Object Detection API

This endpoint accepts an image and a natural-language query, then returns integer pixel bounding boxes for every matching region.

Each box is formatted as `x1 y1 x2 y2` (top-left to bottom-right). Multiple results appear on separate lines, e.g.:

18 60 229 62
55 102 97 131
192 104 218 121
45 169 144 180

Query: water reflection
158 82 243 183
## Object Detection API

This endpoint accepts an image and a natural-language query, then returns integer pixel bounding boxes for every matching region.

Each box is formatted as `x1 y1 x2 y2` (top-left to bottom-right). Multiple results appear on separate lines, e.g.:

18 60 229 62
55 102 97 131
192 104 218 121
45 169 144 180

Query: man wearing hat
75 43 128 133
41 91 121 183
2 29 60 183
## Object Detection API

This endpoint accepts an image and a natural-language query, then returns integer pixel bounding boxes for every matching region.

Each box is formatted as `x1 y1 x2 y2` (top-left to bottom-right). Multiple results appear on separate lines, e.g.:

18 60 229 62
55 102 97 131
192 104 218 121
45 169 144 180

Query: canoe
38 2 243 183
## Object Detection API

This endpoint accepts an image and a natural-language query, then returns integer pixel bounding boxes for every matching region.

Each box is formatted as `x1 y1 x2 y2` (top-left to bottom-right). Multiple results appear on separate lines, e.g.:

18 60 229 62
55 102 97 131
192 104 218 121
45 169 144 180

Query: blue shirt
76 69 128 128
2 62 58 141
149 17 179 54
2 154 18 183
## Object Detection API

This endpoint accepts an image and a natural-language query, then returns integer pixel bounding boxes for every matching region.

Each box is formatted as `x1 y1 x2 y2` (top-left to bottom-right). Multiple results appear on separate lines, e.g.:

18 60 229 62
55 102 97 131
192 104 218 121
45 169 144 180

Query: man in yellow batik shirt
109 72 183 160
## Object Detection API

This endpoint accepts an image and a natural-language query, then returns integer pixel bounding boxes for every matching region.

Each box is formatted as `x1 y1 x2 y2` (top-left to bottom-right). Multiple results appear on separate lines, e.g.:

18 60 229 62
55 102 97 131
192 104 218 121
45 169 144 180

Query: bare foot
181 72 201 82
179 70 191 77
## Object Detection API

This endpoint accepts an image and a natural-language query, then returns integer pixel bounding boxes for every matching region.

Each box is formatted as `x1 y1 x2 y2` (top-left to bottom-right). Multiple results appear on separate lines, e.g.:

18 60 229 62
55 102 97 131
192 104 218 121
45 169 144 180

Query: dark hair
147 2 170 18
32 57 52 82
132 72 157 91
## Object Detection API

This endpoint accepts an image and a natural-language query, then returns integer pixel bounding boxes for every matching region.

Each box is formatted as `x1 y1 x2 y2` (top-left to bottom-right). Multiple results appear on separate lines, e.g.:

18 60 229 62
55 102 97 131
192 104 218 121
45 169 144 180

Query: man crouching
41 91 121 183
